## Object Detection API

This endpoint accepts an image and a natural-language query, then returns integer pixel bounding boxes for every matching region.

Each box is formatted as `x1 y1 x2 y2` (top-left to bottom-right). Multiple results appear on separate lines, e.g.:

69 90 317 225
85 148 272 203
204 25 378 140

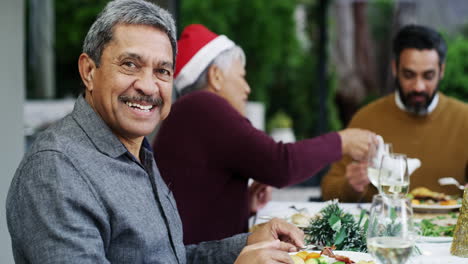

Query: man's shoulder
29 115 82 152
24 114 93 169
352 94 394 119
10 116 83 197
440 93 468 110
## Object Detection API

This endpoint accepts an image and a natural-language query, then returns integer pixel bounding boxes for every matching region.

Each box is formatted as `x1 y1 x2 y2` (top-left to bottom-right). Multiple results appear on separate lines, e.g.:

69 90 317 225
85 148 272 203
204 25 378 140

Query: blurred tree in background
440 35 468 101
55 0 108 98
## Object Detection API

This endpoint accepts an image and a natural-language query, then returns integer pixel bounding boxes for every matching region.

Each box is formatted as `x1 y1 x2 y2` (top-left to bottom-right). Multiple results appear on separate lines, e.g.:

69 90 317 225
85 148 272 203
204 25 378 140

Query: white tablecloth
256 201 468 264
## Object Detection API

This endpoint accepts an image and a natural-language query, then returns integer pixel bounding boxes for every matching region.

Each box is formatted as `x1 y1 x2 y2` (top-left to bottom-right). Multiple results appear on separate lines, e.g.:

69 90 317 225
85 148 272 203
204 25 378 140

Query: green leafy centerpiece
303 200 368 252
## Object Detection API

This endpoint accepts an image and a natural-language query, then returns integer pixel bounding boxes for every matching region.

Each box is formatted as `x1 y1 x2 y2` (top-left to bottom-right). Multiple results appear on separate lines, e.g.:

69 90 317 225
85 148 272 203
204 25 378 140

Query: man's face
218 59 251 115
394 48 444 115
84 24 173 141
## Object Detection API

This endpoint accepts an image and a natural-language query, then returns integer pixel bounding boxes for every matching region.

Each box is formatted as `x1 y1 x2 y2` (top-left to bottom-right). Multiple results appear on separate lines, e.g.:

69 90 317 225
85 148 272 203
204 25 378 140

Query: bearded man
322 24 468 202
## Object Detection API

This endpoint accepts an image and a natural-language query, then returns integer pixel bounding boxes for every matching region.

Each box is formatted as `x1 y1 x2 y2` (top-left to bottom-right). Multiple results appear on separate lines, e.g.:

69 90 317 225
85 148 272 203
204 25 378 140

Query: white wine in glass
367 194 415 264
368 237 413 264
378 153 409 196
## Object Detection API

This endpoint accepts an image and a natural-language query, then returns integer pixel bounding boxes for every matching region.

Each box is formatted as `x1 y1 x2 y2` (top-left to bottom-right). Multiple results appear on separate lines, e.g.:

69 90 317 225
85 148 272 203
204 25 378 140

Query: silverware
289 205 309 214
438 177 465 190
297 244 323 251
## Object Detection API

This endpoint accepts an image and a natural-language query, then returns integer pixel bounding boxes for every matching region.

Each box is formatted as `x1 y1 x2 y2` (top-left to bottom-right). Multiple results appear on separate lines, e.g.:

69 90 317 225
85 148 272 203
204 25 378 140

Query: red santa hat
174 24 235 92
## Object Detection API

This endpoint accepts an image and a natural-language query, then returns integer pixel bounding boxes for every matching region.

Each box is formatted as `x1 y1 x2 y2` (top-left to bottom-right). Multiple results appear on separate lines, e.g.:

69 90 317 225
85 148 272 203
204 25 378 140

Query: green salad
416 213 457 237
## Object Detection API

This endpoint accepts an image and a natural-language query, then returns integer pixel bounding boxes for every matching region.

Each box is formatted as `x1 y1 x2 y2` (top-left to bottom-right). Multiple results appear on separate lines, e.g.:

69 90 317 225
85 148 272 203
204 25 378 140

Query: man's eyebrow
423 69 436 74
158 61 174 70
117 52 142 61
401 67 416 73
118 52 173 69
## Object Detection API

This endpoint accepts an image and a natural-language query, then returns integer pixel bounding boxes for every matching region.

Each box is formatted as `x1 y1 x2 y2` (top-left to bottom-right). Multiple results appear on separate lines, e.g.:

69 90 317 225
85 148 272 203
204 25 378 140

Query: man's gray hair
178 46 246 97
83 0 177 67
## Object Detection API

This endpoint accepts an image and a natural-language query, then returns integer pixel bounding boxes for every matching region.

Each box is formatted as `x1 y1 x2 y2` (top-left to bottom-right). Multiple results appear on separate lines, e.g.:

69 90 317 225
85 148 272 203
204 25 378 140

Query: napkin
408 158 421 175
371 136 390 167
374 136 421 176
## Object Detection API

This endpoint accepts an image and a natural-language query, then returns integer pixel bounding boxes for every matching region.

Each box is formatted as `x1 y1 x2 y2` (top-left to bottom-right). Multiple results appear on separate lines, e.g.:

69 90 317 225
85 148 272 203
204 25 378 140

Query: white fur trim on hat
174 35 235 92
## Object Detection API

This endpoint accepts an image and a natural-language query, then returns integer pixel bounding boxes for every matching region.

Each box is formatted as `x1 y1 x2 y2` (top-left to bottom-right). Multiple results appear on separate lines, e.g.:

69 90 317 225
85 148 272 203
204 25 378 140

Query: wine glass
367 143 393 188
367 194 416 264
378 153 409 196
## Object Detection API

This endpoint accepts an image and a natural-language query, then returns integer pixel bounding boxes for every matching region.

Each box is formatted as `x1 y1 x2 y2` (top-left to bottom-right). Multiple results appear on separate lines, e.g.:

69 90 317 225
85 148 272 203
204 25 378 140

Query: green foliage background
440 36 468 101
54 0 109 98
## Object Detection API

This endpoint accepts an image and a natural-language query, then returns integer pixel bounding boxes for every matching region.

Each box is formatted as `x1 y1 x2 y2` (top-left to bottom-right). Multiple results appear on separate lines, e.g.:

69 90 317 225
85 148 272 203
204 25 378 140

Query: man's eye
155 68 173 81
402 72 415 79
424 72 435 80
122 61 137 68
157 69 170 75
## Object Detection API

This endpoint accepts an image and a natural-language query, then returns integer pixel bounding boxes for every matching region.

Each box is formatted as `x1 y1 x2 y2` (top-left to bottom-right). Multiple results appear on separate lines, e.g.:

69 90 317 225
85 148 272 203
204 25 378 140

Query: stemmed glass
367 194 416 264
378 153 409 196
367 143 392 188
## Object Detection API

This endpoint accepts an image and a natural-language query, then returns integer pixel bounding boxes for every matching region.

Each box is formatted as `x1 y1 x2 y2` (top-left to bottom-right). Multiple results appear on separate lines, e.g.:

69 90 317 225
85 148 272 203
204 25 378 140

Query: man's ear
78 53 97 92
440 63 446 79
391 59 397 77
207 65 224 92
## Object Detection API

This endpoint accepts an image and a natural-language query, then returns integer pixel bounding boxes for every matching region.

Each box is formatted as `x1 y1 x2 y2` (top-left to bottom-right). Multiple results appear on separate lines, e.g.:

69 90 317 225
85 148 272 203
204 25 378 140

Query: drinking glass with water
367 194 416 264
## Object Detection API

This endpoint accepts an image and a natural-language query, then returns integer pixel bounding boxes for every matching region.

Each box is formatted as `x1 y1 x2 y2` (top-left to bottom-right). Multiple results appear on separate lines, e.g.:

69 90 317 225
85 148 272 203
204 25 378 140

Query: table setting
254 137 467 264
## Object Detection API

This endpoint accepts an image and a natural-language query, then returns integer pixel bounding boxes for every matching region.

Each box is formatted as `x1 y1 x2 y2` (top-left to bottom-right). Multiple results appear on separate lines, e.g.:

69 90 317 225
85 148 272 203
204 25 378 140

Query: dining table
255 201 468 264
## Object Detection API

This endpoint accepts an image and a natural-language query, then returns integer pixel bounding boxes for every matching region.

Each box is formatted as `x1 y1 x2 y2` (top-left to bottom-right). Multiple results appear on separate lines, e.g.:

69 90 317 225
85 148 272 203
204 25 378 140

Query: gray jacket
6 95 247 263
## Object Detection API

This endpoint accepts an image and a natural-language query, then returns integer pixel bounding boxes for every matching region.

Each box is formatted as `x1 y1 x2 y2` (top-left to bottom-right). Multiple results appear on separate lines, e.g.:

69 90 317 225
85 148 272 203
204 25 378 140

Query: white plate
412 204 461 213
290 250 374 262
417 235 453 243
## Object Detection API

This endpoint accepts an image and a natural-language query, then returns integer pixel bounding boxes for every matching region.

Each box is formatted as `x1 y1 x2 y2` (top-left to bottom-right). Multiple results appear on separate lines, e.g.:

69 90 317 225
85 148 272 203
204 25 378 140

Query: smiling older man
6 1 304 263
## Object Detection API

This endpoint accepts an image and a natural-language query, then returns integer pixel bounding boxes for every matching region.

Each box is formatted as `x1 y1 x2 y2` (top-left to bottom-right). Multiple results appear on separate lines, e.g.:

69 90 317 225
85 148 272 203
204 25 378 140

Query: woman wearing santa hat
153 24 378 245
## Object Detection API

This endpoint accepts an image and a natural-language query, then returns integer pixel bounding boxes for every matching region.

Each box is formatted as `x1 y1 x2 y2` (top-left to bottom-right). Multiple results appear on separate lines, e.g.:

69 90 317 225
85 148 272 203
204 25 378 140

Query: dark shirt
154 91 341 244
6 95 247 264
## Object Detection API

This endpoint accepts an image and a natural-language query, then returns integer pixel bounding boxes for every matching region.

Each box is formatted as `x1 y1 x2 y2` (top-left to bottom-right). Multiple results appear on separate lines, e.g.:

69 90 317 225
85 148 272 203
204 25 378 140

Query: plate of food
412 203 461 213
415 214 457 243
409 187 462 213
289 247 375 264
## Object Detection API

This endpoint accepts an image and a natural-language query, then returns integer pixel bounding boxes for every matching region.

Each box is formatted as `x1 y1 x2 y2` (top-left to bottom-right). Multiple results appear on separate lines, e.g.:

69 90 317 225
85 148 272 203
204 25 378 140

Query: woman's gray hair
83 0 177 67
178 45 246 97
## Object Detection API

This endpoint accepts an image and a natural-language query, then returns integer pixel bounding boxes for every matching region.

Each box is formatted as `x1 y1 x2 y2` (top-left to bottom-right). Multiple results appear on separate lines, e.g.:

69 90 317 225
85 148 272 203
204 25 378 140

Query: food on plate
440 200 458 206
291 213 312 227
290 247 375 264
416 214 457 237
296 251 309 260
409 187 460 206
291 251 325 264
411 187 447 200
303 201 368 252
291 255 306 264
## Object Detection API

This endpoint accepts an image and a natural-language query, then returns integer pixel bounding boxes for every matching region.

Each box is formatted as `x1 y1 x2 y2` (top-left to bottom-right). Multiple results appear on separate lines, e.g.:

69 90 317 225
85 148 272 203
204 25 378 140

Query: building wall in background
0 0 25 263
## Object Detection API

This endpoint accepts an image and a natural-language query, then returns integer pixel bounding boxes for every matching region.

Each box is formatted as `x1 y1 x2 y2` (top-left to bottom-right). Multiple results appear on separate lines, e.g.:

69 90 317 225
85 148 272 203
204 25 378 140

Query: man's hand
249 181 273 215
338 128 378 161
234 240 294 264
345 161 370 192
247 218 304 250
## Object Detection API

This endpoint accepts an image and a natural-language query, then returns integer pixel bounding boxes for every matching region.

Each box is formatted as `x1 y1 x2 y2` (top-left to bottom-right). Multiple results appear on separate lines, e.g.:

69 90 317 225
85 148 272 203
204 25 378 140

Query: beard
395 78 439 115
